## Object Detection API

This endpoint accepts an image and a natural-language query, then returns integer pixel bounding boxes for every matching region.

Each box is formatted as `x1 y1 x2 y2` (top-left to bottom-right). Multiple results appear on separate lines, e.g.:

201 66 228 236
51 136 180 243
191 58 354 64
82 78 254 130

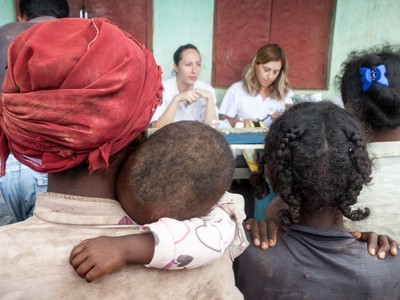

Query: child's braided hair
251 102 372 229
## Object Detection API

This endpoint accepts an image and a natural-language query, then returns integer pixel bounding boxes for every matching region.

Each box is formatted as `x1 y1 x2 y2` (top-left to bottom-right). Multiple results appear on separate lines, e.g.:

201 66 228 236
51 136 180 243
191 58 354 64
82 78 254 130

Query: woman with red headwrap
0 18 243 299
0 0 69 226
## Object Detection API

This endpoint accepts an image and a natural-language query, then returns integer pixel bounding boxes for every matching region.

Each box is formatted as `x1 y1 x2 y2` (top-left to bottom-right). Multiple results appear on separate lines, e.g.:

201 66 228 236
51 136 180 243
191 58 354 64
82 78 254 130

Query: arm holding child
70 121 247 283
245 196 399 256
70 192 248 282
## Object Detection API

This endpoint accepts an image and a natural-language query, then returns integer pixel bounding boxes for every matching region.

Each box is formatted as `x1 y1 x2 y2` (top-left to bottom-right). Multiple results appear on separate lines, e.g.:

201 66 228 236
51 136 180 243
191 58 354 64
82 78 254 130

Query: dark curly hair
173 44 199 66
251 102 372 229
19 0 69 20
117 121 235 224
336 44 400 132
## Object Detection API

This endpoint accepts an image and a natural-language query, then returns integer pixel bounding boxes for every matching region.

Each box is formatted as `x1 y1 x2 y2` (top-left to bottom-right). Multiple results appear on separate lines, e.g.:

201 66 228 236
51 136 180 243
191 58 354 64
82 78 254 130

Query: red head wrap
0 18 162 175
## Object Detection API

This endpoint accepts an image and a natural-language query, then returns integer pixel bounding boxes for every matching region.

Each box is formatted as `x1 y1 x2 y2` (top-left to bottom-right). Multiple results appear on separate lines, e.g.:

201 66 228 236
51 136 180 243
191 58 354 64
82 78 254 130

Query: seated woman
235 101 400 299
337 44 400 240
150 44 218 128
220 44 293 219
219 44 293 128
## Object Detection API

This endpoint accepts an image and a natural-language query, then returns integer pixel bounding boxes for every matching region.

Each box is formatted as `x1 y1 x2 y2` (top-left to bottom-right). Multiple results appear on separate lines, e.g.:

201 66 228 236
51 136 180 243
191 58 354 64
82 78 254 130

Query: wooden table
218 128 268 179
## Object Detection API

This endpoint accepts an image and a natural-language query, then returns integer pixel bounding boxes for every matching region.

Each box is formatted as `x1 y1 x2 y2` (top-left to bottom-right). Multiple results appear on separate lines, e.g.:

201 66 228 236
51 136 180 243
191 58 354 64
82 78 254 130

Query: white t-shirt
219 81 293 127
151 76 218 124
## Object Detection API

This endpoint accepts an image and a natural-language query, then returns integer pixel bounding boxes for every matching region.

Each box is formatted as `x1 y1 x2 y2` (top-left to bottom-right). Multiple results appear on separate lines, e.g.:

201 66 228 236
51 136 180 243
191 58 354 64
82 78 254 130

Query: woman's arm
219 83 244 127
69 193 248 281
194 88 218 125
220 114 240 127
151 95 181 128
152 90 202 128
220 114 257 127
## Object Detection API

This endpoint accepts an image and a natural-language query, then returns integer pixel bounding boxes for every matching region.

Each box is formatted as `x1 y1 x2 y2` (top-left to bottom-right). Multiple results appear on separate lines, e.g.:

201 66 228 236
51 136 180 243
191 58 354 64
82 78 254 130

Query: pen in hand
258 114 272 122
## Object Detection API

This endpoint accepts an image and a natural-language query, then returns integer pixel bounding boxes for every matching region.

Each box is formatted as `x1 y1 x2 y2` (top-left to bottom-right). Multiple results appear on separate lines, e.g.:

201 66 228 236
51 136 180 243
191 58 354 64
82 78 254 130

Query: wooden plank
148 127 268 145
218 128 268 145
212 0 272 88
212 0 334 90
270 0 334 89
67 0 152 50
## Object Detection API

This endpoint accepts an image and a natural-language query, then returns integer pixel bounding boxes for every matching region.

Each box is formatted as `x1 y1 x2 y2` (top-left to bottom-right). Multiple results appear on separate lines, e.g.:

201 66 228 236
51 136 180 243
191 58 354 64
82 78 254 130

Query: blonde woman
220 44 293 128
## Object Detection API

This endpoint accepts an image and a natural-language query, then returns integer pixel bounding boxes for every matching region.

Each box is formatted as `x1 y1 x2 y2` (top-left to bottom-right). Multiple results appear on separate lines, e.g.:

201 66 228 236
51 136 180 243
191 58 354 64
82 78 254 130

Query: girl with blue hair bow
337 44 400 240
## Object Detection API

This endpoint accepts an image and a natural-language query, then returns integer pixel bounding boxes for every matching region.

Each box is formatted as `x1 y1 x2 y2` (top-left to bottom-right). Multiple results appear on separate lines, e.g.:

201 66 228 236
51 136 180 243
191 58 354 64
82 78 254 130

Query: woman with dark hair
150 44 218 128
235 101 400 299
18 0 69 21
337 44 400 240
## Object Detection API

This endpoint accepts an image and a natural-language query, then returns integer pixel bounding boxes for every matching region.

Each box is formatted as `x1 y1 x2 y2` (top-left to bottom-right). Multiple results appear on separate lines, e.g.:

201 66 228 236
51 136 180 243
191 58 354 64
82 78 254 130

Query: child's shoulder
216 192 246 221
218 191 245 205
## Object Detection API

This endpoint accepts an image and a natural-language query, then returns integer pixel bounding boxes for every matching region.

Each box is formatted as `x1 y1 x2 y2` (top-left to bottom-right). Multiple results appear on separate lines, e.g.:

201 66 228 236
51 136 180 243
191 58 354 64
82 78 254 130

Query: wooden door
68 0 152 50
14 0 153 50
213 0 273 88
213 0 334 89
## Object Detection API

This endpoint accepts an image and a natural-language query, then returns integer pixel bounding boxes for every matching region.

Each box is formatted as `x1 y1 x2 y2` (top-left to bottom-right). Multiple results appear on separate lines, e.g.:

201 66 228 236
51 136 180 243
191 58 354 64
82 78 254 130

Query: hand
193 88 212 101
69 236 127 283
270 111 283 121
242 118 259 125
177 90 202 104
244 218 278 250
351 231 400 259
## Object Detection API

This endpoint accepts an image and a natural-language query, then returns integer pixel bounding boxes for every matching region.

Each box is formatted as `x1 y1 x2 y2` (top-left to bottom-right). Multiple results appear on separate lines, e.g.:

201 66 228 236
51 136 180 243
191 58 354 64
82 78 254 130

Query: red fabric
0 18 162 175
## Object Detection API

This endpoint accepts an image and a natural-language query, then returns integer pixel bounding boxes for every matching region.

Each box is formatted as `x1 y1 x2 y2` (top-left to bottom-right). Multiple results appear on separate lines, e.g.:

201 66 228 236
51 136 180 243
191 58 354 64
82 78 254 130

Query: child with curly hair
70 121 248 283
338 44 400 240
235 101 400 299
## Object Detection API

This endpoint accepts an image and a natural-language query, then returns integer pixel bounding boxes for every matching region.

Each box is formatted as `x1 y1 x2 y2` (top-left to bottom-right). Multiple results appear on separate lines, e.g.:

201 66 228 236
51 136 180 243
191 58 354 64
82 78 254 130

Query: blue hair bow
359 64 389 91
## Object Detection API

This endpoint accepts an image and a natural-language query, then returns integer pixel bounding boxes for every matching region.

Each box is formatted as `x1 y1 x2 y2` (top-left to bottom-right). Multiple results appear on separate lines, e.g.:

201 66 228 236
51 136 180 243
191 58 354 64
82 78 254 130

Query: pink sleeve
142 192 249 270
